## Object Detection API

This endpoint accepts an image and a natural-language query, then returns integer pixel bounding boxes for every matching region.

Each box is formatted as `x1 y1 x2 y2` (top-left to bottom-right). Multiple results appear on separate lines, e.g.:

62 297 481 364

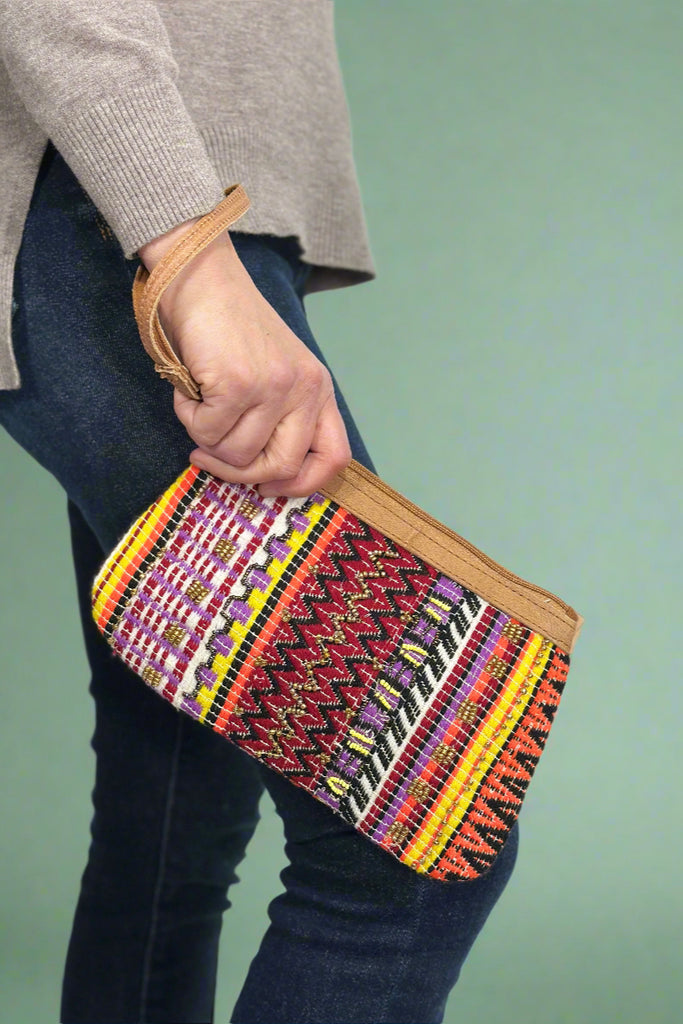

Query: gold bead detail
186 580 210 604
142 666 163 688
214 538 236 562
163 624 185 646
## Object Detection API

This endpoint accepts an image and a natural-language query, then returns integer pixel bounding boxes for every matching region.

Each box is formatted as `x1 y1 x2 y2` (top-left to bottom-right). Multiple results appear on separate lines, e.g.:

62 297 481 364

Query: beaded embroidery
93 466 570 881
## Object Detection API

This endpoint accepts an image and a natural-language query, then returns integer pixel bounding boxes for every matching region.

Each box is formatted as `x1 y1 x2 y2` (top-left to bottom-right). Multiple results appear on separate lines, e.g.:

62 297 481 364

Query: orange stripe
212 506 347 733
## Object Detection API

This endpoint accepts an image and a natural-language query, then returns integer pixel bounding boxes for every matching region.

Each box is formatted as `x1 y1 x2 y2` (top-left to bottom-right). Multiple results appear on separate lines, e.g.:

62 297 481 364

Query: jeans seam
138 712 185 1023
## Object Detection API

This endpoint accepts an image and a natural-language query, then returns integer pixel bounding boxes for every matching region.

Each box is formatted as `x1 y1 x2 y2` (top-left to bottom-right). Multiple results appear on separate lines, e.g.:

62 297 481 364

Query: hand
138 221 351 498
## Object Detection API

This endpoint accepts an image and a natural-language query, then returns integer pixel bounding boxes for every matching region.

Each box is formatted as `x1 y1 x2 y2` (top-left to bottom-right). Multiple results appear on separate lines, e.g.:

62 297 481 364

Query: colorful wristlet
92 188 582 881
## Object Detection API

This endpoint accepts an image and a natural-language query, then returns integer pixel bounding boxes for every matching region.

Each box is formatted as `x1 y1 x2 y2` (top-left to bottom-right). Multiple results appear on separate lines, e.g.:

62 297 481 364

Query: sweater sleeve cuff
52 80 226 258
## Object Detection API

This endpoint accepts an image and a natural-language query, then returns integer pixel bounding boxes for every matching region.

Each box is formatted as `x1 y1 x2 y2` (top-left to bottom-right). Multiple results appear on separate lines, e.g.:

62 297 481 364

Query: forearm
0 0 223 256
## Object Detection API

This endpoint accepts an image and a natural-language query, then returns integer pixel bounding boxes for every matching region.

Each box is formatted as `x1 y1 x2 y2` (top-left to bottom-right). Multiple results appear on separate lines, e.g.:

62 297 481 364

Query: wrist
138 216 203 271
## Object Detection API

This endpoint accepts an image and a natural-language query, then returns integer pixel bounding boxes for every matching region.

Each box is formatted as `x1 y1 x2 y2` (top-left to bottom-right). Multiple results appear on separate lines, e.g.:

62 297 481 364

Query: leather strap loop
131 184 251 400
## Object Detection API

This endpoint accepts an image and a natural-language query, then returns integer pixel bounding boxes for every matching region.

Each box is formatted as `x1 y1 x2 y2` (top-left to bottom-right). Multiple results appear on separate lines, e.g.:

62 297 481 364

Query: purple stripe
186 507 245 564
119 610 191 664
204 486 276 535
175 531 246 585
187 503 229 536
289 510 310 532
205 479 274 518
175 527 239 573
203 485 248 520
158 549 214 589
267 537 291 561
112 636 179 691
315 787 340 811
148 570 207 614
211 632 234 656
385 659 414 689
233 513 268 534
227 600 252 626
371 610 508 842
134 591 203 645
443 611 505 707
204 479 247 505
433 576 465 603
249 567 271 591
360 701 388 731
196 665 217 688
241 492 276 517
317 581 469 802
181 697 203 719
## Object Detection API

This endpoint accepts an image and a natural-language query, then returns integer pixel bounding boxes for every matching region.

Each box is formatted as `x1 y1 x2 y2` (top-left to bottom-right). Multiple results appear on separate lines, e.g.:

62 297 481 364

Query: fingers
173 355 321 467
201 401 317 473
173 386 247 449
258 397 352 497
190 395 352 497
159 239 352 498
178 391 317 480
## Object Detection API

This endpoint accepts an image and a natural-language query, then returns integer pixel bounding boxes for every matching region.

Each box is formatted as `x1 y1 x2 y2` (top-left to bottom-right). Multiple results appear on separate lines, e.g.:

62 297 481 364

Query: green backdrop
1 2 680 1021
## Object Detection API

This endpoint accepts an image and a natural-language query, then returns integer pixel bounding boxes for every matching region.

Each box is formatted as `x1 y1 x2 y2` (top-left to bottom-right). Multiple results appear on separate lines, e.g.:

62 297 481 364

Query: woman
0 3 517 1021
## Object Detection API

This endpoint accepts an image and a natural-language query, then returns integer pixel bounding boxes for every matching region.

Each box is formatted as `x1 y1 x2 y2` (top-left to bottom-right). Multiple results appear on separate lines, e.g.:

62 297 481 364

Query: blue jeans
0 144 518 1024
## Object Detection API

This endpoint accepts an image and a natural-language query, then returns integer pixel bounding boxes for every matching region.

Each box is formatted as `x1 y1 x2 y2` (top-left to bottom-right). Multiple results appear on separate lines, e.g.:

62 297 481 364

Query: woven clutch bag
92 187 583 882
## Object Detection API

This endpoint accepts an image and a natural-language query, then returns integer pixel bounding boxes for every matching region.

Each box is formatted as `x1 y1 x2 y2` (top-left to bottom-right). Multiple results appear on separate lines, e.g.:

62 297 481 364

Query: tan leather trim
131 184 250 400
321 460 583 653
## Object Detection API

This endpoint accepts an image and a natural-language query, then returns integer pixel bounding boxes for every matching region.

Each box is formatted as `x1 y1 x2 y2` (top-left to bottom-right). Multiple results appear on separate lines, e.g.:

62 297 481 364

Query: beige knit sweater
0 0 374 389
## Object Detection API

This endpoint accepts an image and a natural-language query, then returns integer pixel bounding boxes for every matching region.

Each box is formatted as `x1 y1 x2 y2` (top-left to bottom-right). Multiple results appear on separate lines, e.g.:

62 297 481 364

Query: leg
0 143 362 1022
0 143 377 1023
63 500 263 1024
0 145 274 1023
1 143 517 1024
234 773 518 1024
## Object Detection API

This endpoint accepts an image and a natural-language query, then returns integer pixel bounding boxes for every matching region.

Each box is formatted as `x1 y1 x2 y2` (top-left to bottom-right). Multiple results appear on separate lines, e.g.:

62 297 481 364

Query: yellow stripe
92 517 152 625
194 497 331 719
92 470 197 626
328 776 350 796
402 634 551 871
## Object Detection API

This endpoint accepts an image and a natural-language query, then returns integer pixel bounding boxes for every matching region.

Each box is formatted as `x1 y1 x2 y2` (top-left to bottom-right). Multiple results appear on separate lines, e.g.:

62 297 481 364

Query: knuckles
330 443 352 476
222 446 260 469
189 424 228 448
300 361 328 395
267 361 297 395
269 456 304 481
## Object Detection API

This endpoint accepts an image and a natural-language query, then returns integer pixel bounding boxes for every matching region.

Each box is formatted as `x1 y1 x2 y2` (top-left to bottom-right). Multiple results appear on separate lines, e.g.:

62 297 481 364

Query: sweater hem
0 255 21 390
200 123 376 283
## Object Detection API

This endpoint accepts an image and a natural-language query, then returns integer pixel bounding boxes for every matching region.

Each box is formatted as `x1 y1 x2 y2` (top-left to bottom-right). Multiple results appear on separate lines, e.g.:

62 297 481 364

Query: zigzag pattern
429 646 569 879
226 511 435 783
259 546 404 764
95 461 576 883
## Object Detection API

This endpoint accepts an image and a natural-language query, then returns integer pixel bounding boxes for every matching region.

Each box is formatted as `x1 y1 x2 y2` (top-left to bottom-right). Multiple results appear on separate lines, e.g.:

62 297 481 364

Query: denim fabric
0 144 518 1024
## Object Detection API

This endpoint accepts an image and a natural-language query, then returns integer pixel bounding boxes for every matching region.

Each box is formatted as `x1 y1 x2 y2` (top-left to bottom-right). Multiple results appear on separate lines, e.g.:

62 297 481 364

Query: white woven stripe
347 598 487 824
174 487 310 699
111 478 310 702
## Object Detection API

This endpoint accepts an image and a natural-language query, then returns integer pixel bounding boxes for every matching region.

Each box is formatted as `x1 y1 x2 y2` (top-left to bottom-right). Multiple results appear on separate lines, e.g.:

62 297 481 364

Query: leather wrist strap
131 184 251 400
